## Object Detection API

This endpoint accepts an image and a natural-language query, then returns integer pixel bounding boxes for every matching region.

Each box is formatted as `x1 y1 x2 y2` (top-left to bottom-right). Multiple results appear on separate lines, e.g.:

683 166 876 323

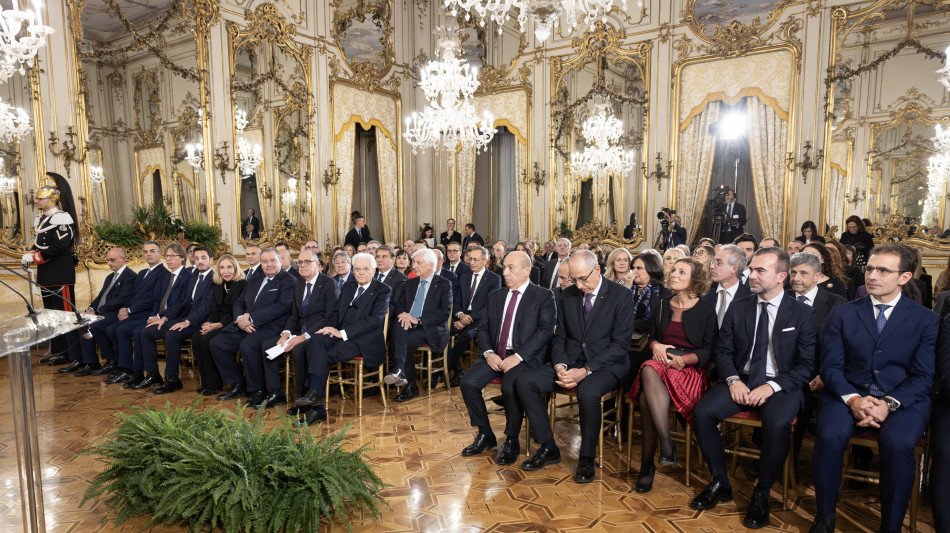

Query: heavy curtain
375 127 398 242
137 147 165 206
747 96 788 240
244 129 268 227
675 101 721 242
335 126 356 242
456 146 476 228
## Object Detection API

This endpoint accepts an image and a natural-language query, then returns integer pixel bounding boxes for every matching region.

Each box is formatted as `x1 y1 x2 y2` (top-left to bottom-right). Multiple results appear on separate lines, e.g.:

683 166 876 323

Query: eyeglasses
568 266 596 284
865 266 906 276
297 259 316 265
710 259 726 267
164 254 180 258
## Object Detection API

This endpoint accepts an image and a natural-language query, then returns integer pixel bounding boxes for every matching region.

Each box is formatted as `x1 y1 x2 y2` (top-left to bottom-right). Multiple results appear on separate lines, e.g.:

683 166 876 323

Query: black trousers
41 284 75 356
931 406 950 533
305 334 362 395
192 328 225 390
693 383 801 492
390 326 429 387
209 327 280 390
460 358 530 437
518 366 620 458
448 323 478 371
79 313 118 365
259 335 309 393
139 321 198 377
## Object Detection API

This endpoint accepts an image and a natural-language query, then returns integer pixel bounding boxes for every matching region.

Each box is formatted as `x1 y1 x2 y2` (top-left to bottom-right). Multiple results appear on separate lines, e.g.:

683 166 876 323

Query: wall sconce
642 152 672 191
845 187 866 204
47 126 89 180
213 141 237 184
259 182 272 201
322 160 341 193
521 162 546 193
786 141 824 183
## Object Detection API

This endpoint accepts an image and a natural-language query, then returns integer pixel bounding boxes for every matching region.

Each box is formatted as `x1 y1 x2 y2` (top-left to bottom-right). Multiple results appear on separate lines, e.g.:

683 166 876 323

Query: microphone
0 263 88 327
0 277 38 324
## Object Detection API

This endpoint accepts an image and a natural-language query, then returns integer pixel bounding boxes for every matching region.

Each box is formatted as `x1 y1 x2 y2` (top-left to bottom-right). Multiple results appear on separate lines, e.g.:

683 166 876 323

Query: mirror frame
331 0 395 91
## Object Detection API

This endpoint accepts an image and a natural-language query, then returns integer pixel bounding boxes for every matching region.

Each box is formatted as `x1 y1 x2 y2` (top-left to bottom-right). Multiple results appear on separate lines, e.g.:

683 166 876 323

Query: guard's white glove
21 251 35 267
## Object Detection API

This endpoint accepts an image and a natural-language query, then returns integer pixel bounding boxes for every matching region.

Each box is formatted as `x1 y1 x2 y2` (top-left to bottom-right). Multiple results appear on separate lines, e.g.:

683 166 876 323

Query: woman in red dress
629 257 718 493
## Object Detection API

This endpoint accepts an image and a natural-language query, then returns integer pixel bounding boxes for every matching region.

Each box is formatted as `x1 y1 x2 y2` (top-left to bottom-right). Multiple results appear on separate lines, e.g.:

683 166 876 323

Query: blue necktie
798 295 808 304
254 277 271 302
337 277 345 291
378 272 385 282
410 280 427 318
748 301 770 388
299 282 312 334
876 303 890 333
353 286 365 304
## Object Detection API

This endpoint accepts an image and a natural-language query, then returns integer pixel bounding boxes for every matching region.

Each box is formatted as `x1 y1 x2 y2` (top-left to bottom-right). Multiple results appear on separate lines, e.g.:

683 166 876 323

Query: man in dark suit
670 214 687 247
242 208 260 239
67 247 136 376
210 248 296 404
244 245 263 280
436 248 460 305
257 251 338 411
440 218 463 246
137 246 215 393
718 186 747 244
375 245 407 314
106 242 177 385
540 241 555 263
448 246 502 387
276 243 304 282
330 251 355 291
99 242 167 379
933 317 950 533
810 244 938 533
462 223 484 248
384 248 452 402
517 250 635 483
691 247 816 529
293 252 391 424
344 214 371 249
540 238 572 290
551 260 572 306
702 244 750 328
459 251 556 463
444 241 472 277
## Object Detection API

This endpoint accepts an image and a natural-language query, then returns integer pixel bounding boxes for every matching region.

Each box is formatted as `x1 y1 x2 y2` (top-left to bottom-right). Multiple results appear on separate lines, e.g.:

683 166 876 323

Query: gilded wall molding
329 0 395 93
680 0 795 58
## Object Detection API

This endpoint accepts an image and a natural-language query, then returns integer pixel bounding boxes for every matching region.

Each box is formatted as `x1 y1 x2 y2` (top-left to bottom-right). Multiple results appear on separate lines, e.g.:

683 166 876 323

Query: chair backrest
382 311 390 343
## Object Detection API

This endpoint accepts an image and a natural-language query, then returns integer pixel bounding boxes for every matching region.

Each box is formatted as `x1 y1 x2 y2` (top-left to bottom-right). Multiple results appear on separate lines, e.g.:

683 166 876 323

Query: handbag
631 330 650 351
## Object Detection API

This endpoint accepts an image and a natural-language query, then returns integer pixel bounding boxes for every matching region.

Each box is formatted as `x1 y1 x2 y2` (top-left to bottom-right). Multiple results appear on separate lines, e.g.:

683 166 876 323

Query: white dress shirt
741 291 784 392
796 284 820 306
484 279 531 361
458 268 486 316
716 280 742 326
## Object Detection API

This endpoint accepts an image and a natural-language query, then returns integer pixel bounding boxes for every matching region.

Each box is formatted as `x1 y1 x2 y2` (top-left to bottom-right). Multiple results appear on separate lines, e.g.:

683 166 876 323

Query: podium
0 309 102 533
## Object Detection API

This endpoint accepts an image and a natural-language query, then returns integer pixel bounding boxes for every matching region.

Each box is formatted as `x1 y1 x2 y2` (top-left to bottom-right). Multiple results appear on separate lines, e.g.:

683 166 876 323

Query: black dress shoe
74 363 100 377
302 405 327 425
690 480 733 510
495 439 520 465
216 384 246 401
394 385 420 402
490 394 505 407
133 373 164 390
90 361 117 376
104 371 133 384
636 463 656 493
286 405 305 416
294 388 322 407
258 391 287 409
462 433 497 456
449 369 464 388
244 390 267 408
39 356 53 364
123 373 145 389
574 457 596 483
201 388 221 396
46 355 69 366
809 514 836 533
154 377 183 394
58 361 82 373
521 445 561 471
743 491 771 529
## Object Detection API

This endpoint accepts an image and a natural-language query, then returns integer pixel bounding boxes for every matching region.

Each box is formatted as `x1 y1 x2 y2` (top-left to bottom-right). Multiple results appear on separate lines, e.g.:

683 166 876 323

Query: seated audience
803 242 848 298
796 220 826 245
604 247 635 289
839 215 874 266
448 246 502 387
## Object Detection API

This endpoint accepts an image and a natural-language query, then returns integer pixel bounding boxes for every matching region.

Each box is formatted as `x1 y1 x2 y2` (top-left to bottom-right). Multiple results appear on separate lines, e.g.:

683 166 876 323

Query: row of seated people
56 236 949 533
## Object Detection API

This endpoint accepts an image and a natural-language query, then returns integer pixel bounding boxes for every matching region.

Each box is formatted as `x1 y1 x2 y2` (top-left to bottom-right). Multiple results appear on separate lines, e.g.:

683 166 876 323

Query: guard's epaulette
46 211 74 226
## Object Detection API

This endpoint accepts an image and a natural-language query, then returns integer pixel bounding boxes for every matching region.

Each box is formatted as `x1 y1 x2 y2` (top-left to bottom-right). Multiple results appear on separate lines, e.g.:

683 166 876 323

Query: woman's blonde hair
604 247 634 281
213 254 245 285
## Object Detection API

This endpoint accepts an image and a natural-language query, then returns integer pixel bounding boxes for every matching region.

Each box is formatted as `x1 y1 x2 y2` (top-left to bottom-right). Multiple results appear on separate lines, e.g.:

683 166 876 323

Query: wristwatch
726 376 741 386
584 365 593 376
883 397 899 412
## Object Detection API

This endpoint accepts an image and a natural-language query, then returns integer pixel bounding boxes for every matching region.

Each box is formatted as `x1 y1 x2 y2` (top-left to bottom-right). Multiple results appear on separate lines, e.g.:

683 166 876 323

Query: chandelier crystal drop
443 0 641 43
89 164 105 184
0 2 54 82
937 44 950 91
0 96 31 142
404 25 496 154
570 103 636 181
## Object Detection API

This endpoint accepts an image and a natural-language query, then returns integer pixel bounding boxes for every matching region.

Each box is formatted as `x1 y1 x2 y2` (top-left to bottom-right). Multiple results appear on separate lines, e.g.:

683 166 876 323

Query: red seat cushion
352 356 364 361
728 411 798 426
489 378 502 384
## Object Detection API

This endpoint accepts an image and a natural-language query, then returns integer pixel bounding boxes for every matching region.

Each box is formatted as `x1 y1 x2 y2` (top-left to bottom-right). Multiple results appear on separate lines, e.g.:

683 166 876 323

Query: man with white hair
293 252 391 424
385 248 453 402
541 238 572 289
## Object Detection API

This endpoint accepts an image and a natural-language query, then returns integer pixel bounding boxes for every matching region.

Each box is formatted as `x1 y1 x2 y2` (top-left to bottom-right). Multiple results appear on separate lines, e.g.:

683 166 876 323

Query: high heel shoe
658 443 678 467
635 463 656 493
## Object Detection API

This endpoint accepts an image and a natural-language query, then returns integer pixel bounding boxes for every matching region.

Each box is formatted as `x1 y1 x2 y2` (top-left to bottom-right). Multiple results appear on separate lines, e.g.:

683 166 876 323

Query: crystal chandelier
570 103 636 181
185 141 204 168
404 26 496 154
0 157 11 195
0 96 30 142
234 108 263 178
89 164 105 184
937 44 950 91
0 2 54 82
444 0 641 42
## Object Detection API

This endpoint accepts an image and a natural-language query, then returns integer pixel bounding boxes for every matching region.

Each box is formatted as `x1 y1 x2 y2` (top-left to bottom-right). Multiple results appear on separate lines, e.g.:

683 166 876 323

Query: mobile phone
666 348 685 360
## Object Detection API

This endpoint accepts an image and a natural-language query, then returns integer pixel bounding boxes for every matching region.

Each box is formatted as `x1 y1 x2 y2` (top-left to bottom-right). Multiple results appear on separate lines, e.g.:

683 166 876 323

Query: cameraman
656 209 687 250
718 187 746 244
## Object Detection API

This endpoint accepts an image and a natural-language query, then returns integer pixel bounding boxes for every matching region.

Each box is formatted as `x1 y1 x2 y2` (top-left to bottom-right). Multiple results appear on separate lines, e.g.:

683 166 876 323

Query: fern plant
81 401 388 532
183 221 220 250
95 221 145 248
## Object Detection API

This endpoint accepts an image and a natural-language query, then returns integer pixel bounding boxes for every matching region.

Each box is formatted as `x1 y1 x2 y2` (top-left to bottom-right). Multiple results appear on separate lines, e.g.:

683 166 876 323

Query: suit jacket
821 295 938 418
651 296 718 367
440 267 459 307
934 289 950 318
89 267 137 314
394 274 453 353
702 281 752 309
454 269 502 325
715 293 817 394
165 270 215 324
244 265 264 281
126 265 169 317
225 270 296 333
378 268 408 312
445 260 471 278
329 279 391 366
207 280 246 325
670 224 688 247
936 316 950 409
344 226 371 248
477 283 556 365
152 268 194 318
282 273 339 336
462 232 484 248
540 256 569 289
287 267 305 282
552 277 636 380
440 231 462 246
719 201 747 243
787 287 846 347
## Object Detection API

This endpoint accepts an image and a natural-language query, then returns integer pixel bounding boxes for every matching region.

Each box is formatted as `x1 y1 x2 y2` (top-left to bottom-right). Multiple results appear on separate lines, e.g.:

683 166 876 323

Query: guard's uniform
24 208 77 319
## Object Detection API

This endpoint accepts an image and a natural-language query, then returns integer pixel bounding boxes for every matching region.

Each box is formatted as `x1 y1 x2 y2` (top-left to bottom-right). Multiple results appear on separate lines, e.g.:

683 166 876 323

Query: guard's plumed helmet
35 185 60 202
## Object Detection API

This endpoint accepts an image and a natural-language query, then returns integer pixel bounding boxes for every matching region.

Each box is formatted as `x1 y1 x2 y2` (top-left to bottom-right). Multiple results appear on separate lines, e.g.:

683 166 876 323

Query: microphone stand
0 263 87 327
0 278 38 324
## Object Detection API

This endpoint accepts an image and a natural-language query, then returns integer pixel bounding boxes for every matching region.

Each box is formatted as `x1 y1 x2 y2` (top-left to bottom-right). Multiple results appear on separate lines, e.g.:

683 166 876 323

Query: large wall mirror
0 67 34 251
228 4 314 245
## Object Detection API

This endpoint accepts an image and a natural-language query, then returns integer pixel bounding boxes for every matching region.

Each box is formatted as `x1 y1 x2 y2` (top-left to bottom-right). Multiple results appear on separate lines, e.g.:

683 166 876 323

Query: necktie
467 273 479 310
159 273 177 313
497 289 520 355
337 277 345 291
798 294 808 304
727 203 732 220
300 282 312 315
450 264 455 273
717 290 728 326
254 277 271 302
352 286 365 306
410 280 428 318
584 293 594 319
748 301 770 388
98 272 118 312
875 303 890 333
378 272 385 282
192 273 205 300
549 260 560 289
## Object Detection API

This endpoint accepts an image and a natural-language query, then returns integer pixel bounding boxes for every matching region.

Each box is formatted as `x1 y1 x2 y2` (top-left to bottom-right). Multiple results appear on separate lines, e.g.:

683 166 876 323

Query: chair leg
356 361 364 417
685 424 692 487
911 449 922 531
626 400 634 470
377 367 388 409
598 398 605 468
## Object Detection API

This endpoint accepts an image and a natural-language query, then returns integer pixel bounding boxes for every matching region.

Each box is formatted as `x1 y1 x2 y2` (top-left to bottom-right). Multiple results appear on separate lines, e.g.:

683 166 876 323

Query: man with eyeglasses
445 242 472 277
517 250 635 483
441 218 462 246
448 246 502 387
331 251 354 290
702 245 750 328
810 244 939 533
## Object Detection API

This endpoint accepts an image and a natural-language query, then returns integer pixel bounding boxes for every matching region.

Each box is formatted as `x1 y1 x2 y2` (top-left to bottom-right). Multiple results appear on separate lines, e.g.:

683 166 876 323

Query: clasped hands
651 342 687 370
555 365 588 389
453 313 473 330
397 312 419 330
236 314 256 333
485 352 520 373
849 396 890 428
145 315 167 329
728 379 775 407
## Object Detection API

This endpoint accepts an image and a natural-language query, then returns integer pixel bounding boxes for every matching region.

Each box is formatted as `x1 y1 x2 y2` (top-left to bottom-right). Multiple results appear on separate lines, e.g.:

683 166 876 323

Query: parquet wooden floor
0 358 937 532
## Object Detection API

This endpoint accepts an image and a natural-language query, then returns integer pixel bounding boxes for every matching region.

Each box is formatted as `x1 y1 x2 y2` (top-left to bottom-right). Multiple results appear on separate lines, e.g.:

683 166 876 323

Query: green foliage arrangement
94 221 145 248
557 220 575 238
81 402 388 532
109 205 218 249
183 220 220 250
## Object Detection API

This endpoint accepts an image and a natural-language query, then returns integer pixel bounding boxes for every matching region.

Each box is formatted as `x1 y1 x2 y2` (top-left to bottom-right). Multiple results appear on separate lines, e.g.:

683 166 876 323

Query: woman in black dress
795 220 826 245
191 254 247 395
803 242 847 298
839 215 875 267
